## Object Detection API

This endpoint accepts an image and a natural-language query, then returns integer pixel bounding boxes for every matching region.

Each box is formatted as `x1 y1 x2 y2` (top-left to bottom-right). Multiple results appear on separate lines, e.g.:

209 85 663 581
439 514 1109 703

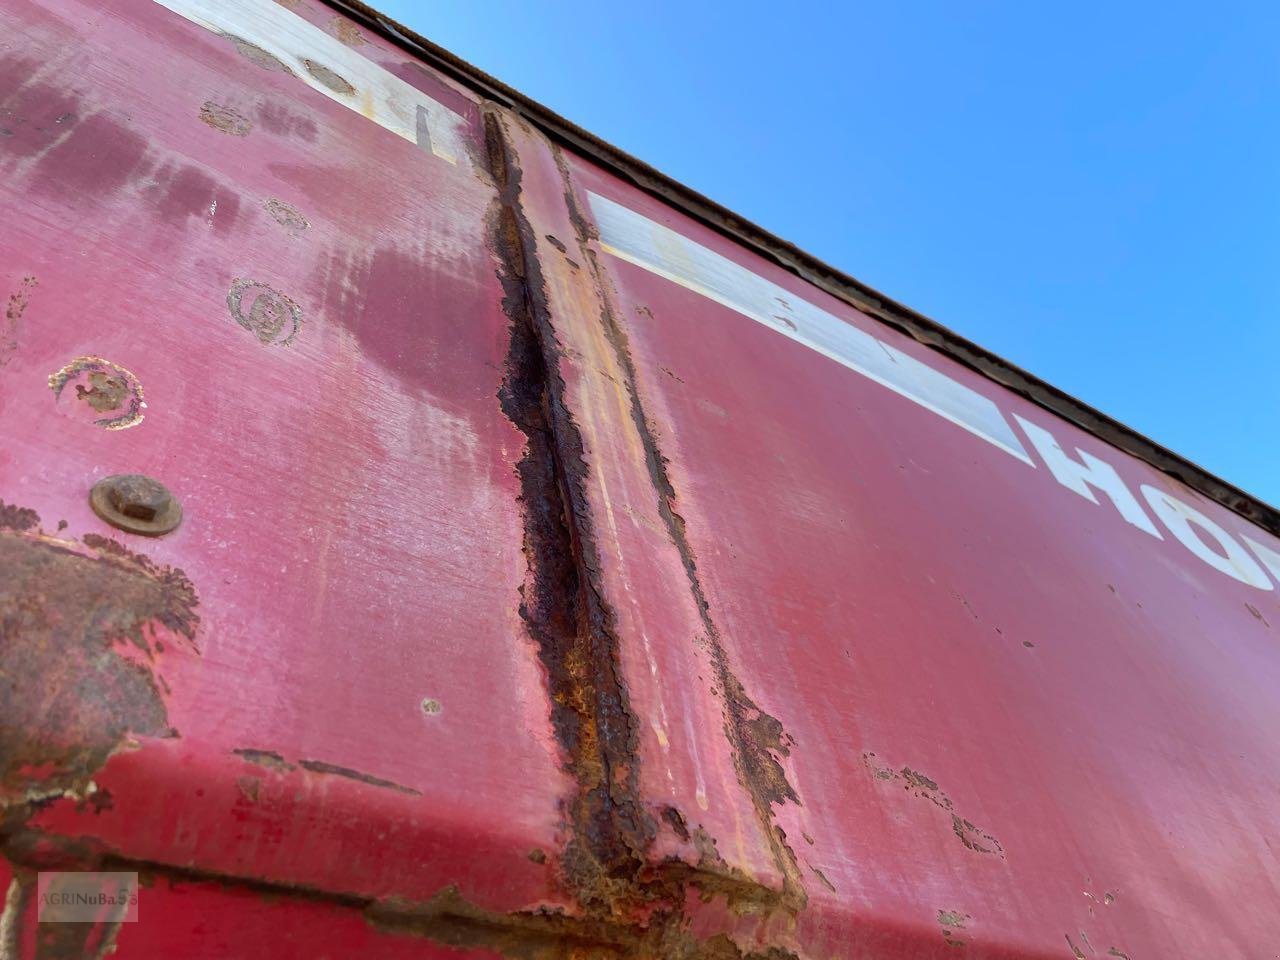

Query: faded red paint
2 0 1278 957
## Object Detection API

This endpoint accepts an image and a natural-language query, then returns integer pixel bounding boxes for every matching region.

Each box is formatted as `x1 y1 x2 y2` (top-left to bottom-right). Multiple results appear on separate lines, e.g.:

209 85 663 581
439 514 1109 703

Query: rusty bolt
107 475 169 521
90 474 182 536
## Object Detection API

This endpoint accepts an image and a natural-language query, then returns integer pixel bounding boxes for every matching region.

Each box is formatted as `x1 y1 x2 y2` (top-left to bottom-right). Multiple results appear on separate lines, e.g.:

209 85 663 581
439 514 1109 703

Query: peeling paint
48 357 145 430
0 276 36 368
227 279 302 345
0 520 198 815
863 753 1004 858
297 760 420 795
264 197 310 233
199 100 253 136
232 748 295 773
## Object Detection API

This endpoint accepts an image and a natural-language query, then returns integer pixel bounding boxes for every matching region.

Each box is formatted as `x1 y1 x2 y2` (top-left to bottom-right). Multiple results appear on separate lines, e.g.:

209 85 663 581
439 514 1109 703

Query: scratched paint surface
3 0 1280 957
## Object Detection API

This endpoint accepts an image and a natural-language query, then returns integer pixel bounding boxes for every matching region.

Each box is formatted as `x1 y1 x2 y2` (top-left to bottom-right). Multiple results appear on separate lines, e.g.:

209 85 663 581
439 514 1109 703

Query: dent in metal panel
154 0 465 163
589 192 1033 465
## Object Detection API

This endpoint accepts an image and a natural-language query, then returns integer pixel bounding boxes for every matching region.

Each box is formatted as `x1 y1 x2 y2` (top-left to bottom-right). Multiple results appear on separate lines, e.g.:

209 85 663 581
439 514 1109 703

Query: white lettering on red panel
154 0 465 164
589 193 1033 466
589 191 1280 593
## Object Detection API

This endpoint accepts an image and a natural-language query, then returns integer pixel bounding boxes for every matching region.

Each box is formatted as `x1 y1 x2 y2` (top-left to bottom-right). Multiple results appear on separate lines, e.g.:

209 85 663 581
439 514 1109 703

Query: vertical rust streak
550 147 807 908
484 110 654 916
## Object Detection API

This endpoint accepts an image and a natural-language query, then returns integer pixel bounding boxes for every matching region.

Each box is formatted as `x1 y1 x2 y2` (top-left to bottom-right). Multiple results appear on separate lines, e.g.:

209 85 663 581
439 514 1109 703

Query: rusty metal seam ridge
3 838 798 958
548 142 808 910
484 107 660 917
319 0 1280 538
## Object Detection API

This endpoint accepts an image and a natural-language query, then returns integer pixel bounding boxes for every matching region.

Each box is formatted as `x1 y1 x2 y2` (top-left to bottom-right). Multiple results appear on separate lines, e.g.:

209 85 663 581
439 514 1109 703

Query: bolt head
106 475 171 521
90 474 181 536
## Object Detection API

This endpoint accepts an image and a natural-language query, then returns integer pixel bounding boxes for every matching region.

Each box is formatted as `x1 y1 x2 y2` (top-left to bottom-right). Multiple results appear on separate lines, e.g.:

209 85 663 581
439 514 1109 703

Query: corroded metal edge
321 0 1280 538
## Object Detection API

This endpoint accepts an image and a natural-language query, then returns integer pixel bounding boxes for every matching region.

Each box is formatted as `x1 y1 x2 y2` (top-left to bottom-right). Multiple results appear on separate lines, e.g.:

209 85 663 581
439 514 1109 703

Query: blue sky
381 1 1278 506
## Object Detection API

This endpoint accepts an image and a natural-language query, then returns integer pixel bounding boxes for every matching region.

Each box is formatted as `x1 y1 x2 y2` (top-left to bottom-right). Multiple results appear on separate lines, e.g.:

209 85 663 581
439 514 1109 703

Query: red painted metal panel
565 153 1280 957
0 0 572 944
3 0 1279 957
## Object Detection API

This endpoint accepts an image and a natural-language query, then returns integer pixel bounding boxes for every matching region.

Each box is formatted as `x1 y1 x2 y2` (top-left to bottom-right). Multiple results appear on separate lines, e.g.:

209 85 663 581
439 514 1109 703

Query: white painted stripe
589 192 1033 465
153 0 464 164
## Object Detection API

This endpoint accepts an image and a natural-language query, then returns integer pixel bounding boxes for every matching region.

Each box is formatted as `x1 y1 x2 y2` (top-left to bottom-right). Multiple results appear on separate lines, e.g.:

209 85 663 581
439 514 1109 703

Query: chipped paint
296 760 420 795
47 357 145 430
863 754 1004 858
199 101 253 137
227 279 302 345
264 197 309 233
0 276 35 368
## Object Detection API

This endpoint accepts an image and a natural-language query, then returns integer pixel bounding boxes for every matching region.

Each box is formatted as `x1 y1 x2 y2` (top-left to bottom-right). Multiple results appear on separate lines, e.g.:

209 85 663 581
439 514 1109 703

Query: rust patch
233 749 295 773
264 198 310 234
0 500 39 533
0 520 198 811
367 884 800 960
661 806 691 842
938 909 968 928
862 753 1004 858
549 141 806 907
303 59 356 96
297 760 420 796
227 279 302 346
222 33 294 74
1 275 36 368
199 101 252 137
47 357 144 430
328 17 367 47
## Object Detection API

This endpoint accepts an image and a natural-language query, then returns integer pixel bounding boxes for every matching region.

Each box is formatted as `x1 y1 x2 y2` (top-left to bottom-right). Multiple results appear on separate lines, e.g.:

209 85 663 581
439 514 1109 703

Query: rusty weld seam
548 145 807 910
484 109 659 918
0 839 796 960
